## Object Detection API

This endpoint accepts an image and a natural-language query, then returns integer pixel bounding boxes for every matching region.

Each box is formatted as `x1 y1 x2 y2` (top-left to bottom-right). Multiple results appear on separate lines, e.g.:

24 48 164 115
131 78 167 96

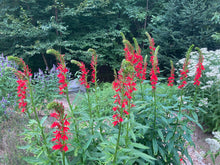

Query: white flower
213 131 220 140
198 98 208 107
205 138 220 153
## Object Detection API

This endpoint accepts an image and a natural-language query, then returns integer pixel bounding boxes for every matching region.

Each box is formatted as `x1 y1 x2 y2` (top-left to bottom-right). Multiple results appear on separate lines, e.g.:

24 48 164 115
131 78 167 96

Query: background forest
0 0 220 80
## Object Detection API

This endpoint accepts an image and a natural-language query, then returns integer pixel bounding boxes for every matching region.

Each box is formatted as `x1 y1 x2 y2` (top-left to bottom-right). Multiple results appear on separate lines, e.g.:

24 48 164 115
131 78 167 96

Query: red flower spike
15 61 32 113
50 102 70 152
193 49 205 86
90 54 97 83
57 62 68 95
178 45 194 89
168 60 175 87
112 68 136 126
76 62 90 89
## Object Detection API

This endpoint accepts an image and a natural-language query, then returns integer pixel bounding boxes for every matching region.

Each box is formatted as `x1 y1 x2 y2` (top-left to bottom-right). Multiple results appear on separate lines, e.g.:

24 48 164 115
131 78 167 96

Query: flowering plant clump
1 34 210 165
177 48 219 88
47 102 70 152
177 48 220 131
205 131 220 164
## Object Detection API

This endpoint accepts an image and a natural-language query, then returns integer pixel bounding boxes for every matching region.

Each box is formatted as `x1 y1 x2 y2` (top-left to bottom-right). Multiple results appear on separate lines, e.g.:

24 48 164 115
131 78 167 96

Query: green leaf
83 135 93 150
157 129 164 141
131 142 149 150
165 132 173 142
17 145 31 150
158 146 167 162
130 129 136 142
132 149 155 163
152 138 158 155
168 141 174 154
40 116 48 126
23 156 45 164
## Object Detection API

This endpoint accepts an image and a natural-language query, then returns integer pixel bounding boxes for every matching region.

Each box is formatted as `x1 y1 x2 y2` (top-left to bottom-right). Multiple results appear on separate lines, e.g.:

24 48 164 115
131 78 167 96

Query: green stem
94 78 103 136
125 100 131 147
153 89 157 132
140 81 144 101
65 88 79 141
173 88 184 137
87 88 94 136
28 80 51 159
113 122 122 164
62 150 65 165
191 85 199 116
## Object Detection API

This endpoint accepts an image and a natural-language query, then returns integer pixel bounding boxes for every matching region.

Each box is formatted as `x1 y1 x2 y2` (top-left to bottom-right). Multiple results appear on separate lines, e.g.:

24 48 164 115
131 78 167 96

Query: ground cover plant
0 33 210 164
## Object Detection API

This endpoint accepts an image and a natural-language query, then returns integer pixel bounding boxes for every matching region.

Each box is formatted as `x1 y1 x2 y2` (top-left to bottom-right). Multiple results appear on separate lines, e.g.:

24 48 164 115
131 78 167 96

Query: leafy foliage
1 0 219 75
149 0 220 72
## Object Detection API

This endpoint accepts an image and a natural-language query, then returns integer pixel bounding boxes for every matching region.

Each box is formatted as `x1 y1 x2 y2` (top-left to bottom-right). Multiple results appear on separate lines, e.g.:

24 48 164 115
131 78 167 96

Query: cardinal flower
168 60 175 87
48 102 70 152
193 48 205 86
112 60 136 126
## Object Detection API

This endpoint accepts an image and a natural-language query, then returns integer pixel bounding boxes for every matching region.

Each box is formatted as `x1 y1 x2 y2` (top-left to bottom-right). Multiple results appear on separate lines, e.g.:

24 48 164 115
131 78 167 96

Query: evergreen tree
149 0 220 60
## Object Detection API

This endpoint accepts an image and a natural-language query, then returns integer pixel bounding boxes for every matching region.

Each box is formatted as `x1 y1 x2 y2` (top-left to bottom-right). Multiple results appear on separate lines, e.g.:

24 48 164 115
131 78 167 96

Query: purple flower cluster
0 53 18 117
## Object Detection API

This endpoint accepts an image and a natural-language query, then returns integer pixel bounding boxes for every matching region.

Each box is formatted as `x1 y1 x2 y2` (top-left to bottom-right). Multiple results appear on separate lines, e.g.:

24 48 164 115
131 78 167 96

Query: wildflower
57 60 68 95
8 57 32 113
16 78 28 112
168 60 175 86
46 49 69 94
146 32 160 89
89 49 98 84
112 60 136 126
149 46 160 89
205 138 220 153
178 45 194 89
193 48 205 86
123 38 147 81
48 102 70 152
71 60 90 89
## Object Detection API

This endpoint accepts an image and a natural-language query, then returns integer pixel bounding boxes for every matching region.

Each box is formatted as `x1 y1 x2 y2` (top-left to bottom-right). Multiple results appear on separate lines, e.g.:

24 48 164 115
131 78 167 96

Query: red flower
76 62 90 89
168 60 175 87
50 102 70 152
63 145 68 152
112 67 136 126
178 45 194 89
14 59 32 113
90 54 97 83
123 45 147 81
178 65 189 89
149 56 160 89
57 62 68 95
193 52 205 86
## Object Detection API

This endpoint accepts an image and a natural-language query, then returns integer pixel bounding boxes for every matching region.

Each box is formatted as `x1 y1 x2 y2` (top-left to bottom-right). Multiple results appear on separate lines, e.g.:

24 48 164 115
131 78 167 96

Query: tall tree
149 0 220 60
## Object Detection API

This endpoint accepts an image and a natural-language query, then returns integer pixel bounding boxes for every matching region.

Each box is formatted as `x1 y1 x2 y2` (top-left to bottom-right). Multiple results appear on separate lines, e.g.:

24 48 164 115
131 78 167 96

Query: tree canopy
0 0 219 76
